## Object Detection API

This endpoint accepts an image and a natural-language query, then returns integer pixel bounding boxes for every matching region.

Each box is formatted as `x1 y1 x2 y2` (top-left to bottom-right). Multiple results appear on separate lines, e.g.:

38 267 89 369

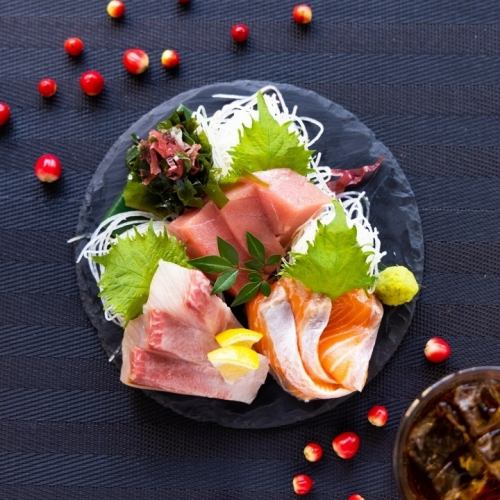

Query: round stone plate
75 80 424 429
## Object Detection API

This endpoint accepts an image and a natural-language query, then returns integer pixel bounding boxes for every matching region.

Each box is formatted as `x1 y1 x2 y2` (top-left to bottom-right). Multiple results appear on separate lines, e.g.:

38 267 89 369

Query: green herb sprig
189 232 281 306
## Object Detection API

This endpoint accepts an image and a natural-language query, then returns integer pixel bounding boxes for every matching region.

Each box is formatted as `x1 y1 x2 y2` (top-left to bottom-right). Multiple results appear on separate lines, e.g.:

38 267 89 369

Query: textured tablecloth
1 1 499 498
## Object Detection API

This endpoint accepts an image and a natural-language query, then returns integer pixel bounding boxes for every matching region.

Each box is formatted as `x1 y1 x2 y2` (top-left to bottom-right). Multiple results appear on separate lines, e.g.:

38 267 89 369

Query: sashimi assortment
78 86 419 406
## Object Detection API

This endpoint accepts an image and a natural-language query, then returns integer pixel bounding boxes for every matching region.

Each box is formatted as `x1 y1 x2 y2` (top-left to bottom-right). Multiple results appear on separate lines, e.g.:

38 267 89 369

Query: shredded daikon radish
193 85 325 181
76 211 161 325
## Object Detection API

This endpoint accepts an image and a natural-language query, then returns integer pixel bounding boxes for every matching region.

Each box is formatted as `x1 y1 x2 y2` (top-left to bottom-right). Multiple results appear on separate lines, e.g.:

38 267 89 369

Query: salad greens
94 225 190 323
222 92 313 184
281 201 375 300
189 232 280 307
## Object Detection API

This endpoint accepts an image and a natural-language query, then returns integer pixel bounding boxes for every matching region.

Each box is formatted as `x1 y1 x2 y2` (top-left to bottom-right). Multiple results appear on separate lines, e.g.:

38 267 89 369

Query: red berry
293 4 313 24
348 495 365 500
303 442 323 462
292 474 314 496
122 48 149 75
367 405 389 427
34 154 62 183
38 78 58 98
0 102 11 127
80 70 105 96
332 432 360 459
161 49 180 69
231 23 250 43
64 37 84 57
424 337 451 363
179 0 190 4
107 0 125 18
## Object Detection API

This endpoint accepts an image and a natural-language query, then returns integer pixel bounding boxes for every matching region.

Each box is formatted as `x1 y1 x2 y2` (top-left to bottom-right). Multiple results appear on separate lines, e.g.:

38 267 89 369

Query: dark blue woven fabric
1 1 499 498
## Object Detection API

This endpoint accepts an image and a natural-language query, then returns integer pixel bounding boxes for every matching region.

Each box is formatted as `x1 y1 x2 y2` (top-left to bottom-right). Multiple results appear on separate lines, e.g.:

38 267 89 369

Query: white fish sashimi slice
145 308 218 363
146 261 239 333
121 313 269 404
258 285 351 401
123 346 269 404
120 262 269 404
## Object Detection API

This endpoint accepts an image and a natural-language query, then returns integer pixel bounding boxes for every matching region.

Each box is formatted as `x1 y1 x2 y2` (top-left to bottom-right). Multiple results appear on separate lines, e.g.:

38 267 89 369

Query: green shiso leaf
94 224 190 323
281 200 375 300
222 92 313 184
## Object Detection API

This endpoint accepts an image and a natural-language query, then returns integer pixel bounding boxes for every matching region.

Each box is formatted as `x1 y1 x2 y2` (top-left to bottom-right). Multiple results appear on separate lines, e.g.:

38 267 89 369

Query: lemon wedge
215 328 263 349
207 345 260 384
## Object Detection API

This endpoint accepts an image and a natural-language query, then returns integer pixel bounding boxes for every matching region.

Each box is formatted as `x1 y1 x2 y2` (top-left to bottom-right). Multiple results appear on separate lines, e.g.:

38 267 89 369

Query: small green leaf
243 259 262 271
188 255 234 274
212 269 239 294
217 237 239 266
231 281 262 307
266 254 282 266
260 281 271 296
248 271 262 283
246 232 265 264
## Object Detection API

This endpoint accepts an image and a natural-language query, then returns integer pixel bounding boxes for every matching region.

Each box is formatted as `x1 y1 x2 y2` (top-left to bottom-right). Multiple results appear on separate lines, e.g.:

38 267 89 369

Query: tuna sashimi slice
168 201 249 262
121 320 269 404
247 283 351 401
319 289 383 391
146 261 239 334
220 183 284 259
252 169 331 244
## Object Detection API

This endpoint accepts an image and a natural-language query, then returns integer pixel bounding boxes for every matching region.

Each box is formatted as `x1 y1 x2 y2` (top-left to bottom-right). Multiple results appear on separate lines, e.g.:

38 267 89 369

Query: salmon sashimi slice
220 183 284 259
168 201 249 262
319 289 383 391
122 344 269 404
252 169 331 244
247 284 351 401
146 261 239 334
280 278 337 385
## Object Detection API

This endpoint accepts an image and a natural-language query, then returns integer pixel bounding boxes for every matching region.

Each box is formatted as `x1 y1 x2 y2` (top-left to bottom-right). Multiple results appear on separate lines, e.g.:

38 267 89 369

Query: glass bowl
393 366 500 499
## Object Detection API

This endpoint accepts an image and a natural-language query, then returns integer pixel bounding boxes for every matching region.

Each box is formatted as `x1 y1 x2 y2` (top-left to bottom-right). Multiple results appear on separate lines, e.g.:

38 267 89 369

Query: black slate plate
75 80 424 429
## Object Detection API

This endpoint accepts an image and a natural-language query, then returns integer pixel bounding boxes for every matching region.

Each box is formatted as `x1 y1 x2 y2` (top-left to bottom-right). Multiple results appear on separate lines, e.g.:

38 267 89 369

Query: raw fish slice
169 202 250 294
121 346 269 404
252 169 331 244
145 309 218 362
146 261 239 334
319 289 383 391
280 278 336 384
247 284 351 401
168 201 249 262
220 183 284 259
120 269 268 404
